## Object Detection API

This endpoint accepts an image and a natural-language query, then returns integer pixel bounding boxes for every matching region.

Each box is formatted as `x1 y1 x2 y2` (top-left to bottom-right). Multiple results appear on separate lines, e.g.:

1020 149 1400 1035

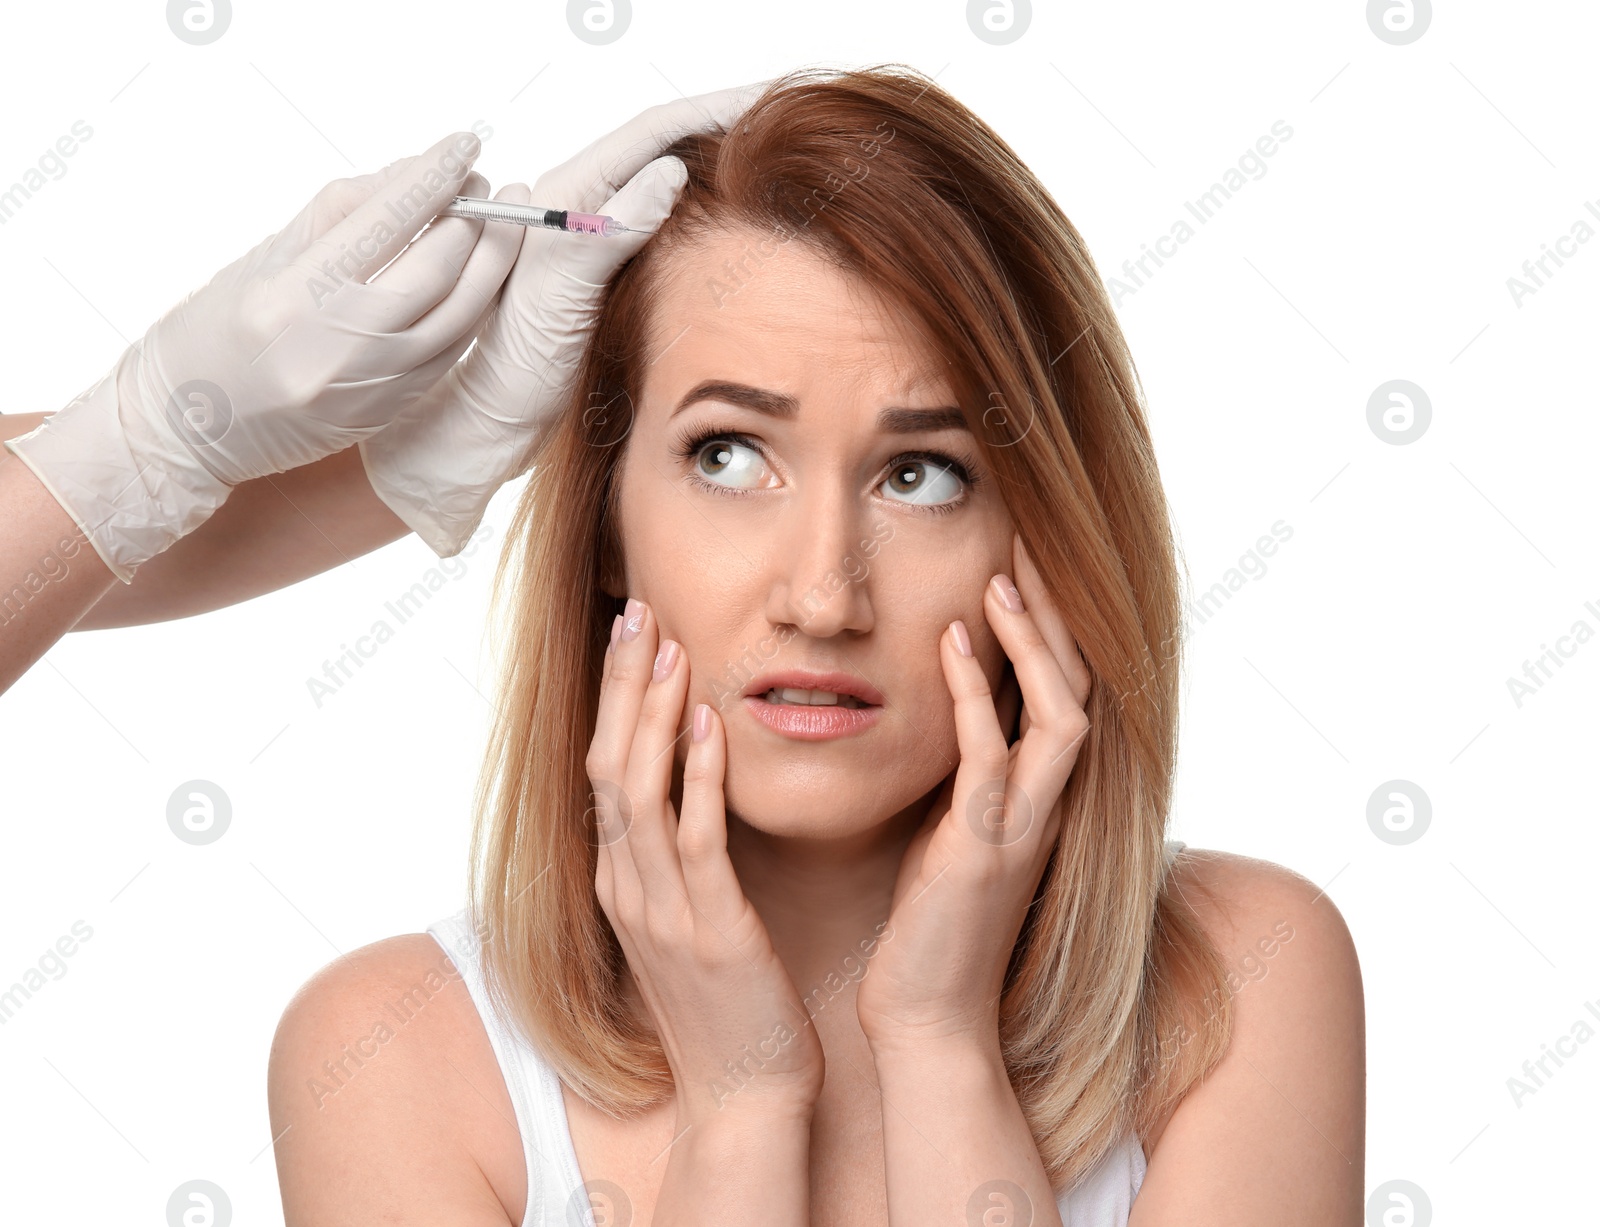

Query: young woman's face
611 226 1017 838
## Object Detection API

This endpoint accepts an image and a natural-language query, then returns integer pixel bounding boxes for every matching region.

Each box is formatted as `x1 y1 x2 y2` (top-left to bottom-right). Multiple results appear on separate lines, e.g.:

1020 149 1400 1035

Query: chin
724 802 862 840
719 757 936 842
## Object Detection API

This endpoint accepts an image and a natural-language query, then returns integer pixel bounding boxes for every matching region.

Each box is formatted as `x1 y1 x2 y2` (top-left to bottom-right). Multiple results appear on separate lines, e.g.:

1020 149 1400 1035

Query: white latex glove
358 81 772 557
4 132 523 583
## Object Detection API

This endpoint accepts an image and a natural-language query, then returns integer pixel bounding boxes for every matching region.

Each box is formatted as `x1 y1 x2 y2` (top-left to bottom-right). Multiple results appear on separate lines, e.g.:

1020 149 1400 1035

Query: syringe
441 195 643 236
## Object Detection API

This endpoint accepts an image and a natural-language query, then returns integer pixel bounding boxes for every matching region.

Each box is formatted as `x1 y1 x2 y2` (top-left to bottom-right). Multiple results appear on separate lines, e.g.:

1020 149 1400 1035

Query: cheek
615 451 743 607
859 547 1009 768
873 532 1006 680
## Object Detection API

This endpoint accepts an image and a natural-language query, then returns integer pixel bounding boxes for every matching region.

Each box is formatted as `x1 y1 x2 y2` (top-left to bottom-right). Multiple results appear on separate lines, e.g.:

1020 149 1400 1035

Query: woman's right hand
585 596 826 1128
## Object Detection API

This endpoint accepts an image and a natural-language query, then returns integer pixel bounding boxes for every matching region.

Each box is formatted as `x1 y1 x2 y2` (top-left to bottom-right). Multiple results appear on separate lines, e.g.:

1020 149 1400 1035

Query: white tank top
427 838 1184 1226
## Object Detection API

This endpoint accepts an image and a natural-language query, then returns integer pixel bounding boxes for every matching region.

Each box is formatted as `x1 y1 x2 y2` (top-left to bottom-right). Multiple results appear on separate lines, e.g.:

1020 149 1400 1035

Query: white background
1 1 1594 1223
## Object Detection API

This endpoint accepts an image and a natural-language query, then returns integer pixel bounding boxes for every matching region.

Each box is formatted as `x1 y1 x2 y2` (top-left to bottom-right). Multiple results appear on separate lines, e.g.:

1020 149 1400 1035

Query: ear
598 557 625 599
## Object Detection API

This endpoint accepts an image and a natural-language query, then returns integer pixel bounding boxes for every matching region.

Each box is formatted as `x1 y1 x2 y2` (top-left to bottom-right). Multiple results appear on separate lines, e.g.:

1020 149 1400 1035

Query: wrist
357 372 485 558
866 1029 1005 1078
677 1079 819 1128
859 997 1004 1063
657 1100 813 1225
673 1098 815 1161
10 357 229 583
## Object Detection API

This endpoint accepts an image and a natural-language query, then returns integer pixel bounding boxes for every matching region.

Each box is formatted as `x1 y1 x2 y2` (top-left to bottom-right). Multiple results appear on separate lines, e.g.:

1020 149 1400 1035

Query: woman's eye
694 438 771 489
682 432 971 510
881 459 964 507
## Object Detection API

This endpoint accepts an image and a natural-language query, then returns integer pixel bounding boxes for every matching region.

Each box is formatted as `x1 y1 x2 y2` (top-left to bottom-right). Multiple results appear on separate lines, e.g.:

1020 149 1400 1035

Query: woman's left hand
854 531 1093 1054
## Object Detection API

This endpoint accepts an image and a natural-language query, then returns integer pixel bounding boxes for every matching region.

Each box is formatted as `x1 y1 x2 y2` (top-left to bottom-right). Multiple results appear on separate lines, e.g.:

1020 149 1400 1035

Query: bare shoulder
1168 847 1360 960
1131 849 1365 1226
267 933 524 1226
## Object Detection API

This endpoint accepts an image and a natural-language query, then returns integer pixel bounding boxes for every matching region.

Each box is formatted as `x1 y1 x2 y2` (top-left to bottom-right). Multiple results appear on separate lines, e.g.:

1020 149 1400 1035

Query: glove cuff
358 430 486 558
6 355 231 582
358 370 514 559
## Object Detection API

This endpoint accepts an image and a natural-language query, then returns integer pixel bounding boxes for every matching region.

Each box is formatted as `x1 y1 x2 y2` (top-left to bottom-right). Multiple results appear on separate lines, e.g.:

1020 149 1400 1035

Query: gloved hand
4 131 524 583
358 81 772 558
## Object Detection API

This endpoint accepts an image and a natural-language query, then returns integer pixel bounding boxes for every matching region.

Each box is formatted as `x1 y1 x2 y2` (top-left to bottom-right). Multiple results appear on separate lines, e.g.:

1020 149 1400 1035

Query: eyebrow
670 379 970 435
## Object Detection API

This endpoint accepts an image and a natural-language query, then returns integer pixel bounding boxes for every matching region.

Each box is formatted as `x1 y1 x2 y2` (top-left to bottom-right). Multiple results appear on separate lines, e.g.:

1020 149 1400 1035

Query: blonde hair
467 64 1232 1193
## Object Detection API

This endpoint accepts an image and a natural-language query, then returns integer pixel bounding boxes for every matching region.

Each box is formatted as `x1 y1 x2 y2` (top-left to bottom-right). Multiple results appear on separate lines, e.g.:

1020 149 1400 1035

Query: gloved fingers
285 131 483 296
263 143 463 268
353 169 495 326
365 172 506 317
366 179 527 356
399 297 499 403
266 171 390 262
458 154 691 425
533 79 772 215
537 155 689 291
330 294 495 430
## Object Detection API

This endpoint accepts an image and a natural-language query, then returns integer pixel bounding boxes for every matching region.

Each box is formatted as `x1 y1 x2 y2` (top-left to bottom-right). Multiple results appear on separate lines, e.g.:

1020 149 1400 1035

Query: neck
737 808 917 984
616 784 940 1032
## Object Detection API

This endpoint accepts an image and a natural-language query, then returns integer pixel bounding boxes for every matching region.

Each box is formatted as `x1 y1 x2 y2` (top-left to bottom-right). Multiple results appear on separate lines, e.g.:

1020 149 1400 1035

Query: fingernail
620 597 645 641
652 639 680 682
608 614 622 652
991 574 1023 613
950 619 973 658
693 703 711 743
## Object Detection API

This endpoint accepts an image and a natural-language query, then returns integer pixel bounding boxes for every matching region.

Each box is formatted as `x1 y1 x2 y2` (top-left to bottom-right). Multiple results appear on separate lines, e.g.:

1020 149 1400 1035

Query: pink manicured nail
950 619 973 658
621 597 645 641
652 639 679 682
991 574 1023 613
693 703 711 743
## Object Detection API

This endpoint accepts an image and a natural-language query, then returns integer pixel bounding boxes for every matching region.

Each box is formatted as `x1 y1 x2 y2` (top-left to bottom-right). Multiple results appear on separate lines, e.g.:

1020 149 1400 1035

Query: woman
266 67 1364 1225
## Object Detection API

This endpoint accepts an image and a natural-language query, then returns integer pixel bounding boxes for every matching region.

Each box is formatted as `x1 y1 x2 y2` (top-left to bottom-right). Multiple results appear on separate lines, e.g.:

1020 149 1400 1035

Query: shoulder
1168 847 1361 973
267 932 524 1225
269 933 479 1093
1134 849 1364 1223
1165 848 1364 1053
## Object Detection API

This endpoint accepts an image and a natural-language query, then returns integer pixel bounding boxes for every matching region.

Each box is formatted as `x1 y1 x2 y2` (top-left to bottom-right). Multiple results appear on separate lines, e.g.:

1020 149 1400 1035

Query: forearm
0 446 117 693
74 440 410 629
872 1038 1063 1227
2 410 413 631
654 1106 813 1226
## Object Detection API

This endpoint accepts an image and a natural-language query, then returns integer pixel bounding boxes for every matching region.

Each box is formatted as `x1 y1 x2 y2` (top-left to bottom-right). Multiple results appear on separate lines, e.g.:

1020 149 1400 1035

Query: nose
763 481 876 638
